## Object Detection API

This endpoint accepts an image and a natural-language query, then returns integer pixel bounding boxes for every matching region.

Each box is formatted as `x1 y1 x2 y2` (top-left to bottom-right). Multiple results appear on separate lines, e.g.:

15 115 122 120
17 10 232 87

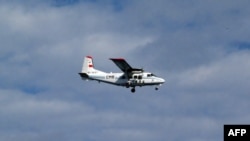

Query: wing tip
110 58 125 61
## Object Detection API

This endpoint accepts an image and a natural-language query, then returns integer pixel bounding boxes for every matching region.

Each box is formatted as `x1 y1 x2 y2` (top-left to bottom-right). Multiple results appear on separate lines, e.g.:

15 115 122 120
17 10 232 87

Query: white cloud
1 0 250 141
177 51 250 93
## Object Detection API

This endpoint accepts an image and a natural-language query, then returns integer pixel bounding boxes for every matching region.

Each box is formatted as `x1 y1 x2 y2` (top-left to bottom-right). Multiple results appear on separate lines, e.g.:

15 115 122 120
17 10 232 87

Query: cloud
1 0 250 141
176 51 250 94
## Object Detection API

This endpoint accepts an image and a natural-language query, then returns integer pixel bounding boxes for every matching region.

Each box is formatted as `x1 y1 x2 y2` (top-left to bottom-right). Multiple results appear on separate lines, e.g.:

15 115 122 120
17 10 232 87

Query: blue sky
1 0 250 141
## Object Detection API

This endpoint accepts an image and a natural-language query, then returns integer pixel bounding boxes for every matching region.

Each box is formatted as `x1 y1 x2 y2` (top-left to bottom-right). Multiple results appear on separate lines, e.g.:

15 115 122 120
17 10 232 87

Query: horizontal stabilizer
79 73 89 78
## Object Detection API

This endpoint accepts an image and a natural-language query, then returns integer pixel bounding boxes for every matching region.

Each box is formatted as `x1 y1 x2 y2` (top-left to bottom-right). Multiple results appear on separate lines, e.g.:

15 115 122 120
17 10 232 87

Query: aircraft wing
110 58 143 73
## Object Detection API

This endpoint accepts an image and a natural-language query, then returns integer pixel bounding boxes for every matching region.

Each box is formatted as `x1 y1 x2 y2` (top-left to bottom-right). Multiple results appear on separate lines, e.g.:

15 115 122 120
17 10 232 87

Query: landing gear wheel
155 87 159 90
131 88 135 93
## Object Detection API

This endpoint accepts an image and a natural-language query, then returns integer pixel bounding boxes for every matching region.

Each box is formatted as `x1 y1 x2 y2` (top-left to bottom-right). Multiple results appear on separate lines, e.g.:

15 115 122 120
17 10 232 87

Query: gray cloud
1 0 250 141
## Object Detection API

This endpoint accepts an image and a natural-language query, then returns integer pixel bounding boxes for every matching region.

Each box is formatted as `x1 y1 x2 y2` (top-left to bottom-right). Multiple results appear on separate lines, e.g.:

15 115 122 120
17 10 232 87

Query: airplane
79 56 165 93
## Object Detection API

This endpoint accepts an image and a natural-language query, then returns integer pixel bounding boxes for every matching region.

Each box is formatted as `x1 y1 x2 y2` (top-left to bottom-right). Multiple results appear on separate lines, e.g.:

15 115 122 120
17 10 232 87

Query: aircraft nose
160 78 165 83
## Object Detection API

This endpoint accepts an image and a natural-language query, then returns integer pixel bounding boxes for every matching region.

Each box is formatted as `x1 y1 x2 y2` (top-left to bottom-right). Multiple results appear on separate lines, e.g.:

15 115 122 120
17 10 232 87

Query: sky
0 0 250 140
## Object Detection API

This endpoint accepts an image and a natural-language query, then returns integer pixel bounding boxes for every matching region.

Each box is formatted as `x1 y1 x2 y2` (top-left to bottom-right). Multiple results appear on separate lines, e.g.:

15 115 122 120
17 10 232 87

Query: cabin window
138 75 142 79
133 75 138 79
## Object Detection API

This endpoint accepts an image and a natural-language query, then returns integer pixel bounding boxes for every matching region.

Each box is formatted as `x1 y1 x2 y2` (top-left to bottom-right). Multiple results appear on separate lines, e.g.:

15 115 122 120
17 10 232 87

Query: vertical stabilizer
82 56 95 73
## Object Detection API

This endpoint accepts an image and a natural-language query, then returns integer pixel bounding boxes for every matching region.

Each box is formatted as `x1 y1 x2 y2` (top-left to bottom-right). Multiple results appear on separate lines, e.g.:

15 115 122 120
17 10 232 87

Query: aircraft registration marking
106 75 115 79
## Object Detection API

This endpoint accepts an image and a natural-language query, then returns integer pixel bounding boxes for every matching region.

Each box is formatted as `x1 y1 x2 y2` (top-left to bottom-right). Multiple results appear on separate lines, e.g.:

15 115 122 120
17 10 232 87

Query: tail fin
81 56 95 73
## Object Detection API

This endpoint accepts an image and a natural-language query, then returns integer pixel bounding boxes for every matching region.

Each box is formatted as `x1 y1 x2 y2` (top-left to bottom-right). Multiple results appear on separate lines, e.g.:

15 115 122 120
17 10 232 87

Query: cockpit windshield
147 73 156 77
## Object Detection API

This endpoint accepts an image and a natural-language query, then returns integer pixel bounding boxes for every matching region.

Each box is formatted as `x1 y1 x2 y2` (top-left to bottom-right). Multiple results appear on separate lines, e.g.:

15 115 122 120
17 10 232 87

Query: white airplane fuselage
80 71 165 87
79 56 165 92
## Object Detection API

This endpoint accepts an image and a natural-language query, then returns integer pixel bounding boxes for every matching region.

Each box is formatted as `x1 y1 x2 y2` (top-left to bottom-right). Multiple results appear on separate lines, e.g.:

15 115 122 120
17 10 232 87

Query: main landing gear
131 87 135 93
